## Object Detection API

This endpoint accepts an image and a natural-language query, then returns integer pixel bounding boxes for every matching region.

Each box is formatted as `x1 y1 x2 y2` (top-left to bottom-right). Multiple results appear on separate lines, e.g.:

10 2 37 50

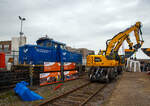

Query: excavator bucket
125 49 135 58
141 48 150 57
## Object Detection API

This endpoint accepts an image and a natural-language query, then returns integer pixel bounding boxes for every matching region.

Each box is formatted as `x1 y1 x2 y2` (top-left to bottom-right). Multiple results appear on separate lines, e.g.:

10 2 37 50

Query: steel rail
80 84 107 106
38 82 91 106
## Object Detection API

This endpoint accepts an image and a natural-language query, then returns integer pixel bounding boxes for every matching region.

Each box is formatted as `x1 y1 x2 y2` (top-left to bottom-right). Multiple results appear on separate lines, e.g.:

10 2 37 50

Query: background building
11 36 26 55
0 41 11 54
0 36 26 68
66 46 95 66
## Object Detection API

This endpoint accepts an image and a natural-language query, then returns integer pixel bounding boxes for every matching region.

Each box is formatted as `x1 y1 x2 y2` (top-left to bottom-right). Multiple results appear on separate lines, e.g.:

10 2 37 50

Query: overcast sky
0 0 150 58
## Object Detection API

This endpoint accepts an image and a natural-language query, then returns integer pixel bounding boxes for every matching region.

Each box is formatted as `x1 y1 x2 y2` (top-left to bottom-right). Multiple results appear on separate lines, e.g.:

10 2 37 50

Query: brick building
0 41 11 54
66 46 95 66
77 48 95 58
66 46 95 58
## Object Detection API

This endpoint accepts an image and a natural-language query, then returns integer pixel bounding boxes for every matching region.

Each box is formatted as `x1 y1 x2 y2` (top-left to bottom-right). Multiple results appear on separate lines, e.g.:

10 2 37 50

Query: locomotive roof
36 37 66 46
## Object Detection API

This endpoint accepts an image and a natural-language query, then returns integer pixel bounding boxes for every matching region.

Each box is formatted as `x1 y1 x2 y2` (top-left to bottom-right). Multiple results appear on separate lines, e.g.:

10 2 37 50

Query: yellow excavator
87 22 144 82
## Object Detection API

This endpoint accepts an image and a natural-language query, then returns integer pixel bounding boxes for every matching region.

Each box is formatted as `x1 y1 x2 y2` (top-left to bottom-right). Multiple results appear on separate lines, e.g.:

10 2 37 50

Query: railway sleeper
70 93 90 98
67 95 87 101
58 98 81 104
62 99 81 104
52 100 78 106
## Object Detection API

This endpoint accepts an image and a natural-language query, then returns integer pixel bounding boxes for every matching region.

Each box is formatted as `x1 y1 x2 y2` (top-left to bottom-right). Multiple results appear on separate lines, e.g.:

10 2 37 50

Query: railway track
0 71 87 91
38 82 107 106
0 71 30 91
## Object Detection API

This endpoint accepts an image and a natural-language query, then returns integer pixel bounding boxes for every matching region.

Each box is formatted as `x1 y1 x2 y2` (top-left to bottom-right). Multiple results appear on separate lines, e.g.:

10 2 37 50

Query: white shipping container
82 58 87 66
11 36 26 55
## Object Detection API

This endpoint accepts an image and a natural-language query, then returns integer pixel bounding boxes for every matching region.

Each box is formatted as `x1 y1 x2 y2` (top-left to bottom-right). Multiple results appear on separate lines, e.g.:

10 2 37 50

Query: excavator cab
119 55 125 65
98 50 106 56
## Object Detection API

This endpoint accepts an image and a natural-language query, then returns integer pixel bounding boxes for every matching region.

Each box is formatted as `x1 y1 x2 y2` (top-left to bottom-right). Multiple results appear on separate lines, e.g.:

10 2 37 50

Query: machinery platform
105 72 150 106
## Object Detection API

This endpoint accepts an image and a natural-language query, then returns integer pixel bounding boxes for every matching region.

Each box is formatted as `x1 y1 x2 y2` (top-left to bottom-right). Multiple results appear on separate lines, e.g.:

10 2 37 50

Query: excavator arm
133 25 144 49
126 35 133 50
105 22 144 60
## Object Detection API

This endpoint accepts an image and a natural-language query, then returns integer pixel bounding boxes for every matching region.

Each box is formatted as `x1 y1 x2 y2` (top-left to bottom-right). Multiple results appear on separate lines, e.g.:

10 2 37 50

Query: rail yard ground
0 74 88 106
0 73 119 106
0 71 150 106
105 72 150 106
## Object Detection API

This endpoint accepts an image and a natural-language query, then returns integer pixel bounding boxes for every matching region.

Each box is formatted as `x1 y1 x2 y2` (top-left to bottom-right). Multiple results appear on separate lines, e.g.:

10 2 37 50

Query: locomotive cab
36 36 66 49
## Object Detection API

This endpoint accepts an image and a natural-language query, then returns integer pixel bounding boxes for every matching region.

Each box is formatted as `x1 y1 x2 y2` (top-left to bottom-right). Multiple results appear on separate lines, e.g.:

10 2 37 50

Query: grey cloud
0 0 150 58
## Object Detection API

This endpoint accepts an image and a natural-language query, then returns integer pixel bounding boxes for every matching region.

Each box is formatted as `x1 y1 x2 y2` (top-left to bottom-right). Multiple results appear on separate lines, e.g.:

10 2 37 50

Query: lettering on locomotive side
36 48 50 53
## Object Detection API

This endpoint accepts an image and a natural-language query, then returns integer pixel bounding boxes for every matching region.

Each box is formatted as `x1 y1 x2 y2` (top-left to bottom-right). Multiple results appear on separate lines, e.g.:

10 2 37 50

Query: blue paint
14 81 44 101
19 37 82 65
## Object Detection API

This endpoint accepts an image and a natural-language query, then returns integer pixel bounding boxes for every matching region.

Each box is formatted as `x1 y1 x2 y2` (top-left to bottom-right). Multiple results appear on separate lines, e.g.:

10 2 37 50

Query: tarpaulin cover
14 81 44 101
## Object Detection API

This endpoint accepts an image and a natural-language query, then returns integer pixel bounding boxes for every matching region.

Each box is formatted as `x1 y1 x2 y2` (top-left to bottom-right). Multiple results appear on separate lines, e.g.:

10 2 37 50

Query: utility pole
18 16 26 46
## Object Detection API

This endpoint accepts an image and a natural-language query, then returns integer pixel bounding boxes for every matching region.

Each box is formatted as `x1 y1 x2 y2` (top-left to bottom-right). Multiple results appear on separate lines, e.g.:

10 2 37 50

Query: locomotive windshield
46 42 52 47
36 36 66 49
38 42 44 46
60 45 66 50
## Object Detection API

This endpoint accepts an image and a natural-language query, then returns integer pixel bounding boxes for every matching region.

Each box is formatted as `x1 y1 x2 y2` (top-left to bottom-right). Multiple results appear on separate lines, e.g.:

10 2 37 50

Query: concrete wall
11 37 19 52
11 36 26 54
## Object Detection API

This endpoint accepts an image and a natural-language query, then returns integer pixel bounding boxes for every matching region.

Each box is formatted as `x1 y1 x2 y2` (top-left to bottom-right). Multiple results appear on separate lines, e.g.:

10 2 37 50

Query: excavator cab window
119 55 125 64
98 50 106 55
94 57 101 62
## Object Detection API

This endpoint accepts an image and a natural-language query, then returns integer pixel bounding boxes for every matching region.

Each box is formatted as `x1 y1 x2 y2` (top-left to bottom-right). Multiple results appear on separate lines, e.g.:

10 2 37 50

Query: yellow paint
87 22 144 68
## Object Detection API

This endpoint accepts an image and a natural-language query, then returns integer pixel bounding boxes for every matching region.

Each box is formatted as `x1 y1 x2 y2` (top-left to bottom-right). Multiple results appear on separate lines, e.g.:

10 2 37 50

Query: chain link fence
5 51 19 70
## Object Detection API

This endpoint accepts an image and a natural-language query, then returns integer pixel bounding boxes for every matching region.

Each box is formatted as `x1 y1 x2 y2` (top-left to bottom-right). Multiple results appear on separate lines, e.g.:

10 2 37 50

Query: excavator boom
106 21 144 59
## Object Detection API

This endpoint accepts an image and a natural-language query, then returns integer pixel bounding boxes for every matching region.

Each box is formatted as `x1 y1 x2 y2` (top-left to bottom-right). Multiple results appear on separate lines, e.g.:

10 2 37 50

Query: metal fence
5 51 19 70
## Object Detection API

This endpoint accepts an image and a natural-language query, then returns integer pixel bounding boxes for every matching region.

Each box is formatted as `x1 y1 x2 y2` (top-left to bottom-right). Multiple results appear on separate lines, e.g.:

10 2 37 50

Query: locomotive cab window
60 45 66 50
46 42 52 47
54 44 58 48
94 57 101 62
38 42 44 46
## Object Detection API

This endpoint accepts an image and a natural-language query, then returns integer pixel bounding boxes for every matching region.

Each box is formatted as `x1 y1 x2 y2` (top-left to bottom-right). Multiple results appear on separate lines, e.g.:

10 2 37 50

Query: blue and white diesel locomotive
19 37 82 65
